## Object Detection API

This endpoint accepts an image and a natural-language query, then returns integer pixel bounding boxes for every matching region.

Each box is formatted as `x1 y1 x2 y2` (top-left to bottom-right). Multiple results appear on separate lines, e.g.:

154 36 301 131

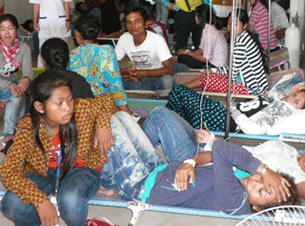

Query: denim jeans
1 168 100 226
155 0 169 24
123 74 175 97
142 106 200 161
103 109 202 201
0 86 25 137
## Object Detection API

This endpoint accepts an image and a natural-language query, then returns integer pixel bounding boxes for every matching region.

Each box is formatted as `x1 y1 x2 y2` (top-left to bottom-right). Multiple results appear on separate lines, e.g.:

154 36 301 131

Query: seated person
166 83 305 134
115 4 175 97
0 14 33 146
185 8 268 95
177 4 228 69
248 0 278 52
41 38 93 99
104 107 296 215
68 15 130 113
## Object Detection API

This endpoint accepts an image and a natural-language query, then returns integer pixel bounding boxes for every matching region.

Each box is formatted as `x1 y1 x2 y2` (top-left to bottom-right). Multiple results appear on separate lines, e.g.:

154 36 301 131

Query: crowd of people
0 0 303 225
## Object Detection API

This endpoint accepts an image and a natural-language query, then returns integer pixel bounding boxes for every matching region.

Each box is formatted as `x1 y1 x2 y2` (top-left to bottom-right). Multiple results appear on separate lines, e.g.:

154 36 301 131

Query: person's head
75 2 89 14
195 4 215 28
227 9 248 37
298 154 305 173
248 0 259 5
282 90 305 110
124 4 148 37
74 14 100 44
0 13 19 47
29 69 77 179
21 19 34 32
41 38 69 69
138 0 157 22
241 173 299 212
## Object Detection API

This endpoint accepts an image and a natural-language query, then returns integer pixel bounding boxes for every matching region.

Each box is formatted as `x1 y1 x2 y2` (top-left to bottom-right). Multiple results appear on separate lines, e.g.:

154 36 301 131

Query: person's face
81 3 89 11
298 154 305 173
37 86 74 129
241 174 277 208
0 20 18 47
227 16 247 37
282 91 305 109
125 12 146 38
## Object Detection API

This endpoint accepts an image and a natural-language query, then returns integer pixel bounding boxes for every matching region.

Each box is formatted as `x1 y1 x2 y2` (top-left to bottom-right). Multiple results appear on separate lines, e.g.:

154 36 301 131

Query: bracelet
258 164 269 176
184 159 196 167
66 19 71 22
185 49 190 53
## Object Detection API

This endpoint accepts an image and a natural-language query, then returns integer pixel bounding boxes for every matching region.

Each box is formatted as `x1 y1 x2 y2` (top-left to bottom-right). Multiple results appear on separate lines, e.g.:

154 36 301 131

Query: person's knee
148 106 171 119
160 75 175 90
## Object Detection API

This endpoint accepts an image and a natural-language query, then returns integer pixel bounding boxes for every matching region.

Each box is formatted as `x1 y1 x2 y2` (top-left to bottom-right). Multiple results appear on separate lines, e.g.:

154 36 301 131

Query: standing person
177 4 228 69
248 0 278 52
115 4 175 97
68 14 129 113
270 0 289 39
162 0 215 51
30 0 72 68
100 0 122 35
0 69 114 226
0 14 33 146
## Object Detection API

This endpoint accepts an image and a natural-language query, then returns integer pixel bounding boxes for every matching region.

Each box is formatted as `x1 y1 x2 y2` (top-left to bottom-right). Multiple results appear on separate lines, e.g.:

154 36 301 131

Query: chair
268 47 290 71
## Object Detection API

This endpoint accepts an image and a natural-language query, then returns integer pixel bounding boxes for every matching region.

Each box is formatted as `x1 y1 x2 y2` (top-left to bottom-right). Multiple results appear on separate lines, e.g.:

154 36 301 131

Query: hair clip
145 0 155 5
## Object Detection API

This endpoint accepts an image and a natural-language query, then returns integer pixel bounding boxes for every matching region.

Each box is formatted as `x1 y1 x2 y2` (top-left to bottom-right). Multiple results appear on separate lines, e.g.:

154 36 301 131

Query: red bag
199 73 248 94
86 219 120 226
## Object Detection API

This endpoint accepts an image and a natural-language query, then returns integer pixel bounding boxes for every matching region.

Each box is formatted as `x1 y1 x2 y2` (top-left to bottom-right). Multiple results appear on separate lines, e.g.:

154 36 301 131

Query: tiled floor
0 107 244 226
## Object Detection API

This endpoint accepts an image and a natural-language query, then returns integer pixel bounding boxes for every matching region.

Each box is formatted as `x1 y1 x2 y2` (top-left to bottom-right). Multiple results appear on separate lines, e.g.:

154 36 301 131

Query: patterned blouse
0 94 113 210
68 44 127 106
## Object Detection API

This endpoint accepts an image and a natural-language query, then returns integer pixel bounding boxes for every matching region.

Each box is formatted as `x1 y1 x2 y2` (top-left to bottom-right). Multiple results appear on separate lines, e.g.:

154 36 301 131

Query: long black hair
41 38 69 69
29 69 78 180
195 3 215 28
75 14 100 41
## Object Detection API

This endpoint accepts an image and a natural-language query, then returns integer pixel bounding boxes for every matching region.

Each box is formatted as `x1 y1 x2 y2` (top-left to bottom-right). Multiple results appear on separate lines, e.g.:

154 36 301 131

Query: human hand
167 2 176 11
37 199 58 226
16 78 30 96
193 129 212 144
298 155 305 173
177 49 187 55
9 83 20 98
174 162 195 191
260 168 291 202
94 128 113 158
33 21 39 32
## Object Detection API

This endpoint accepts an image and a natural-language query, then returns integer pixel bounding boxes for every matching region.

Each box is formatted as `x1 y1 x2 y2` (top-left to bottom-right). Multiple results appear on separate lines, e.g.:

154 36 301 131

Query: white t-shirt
115 31 172 70
271 2 289 31
243 141 305 185
29 0 71 38
199 24 228 67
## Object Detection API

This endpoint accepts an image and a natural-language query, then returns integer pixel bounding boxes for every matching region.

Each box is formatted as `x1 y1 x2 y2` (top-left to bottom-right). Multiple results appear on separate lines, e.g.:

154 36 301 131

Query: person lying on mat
184 8 268 95
103 107 297 215
166 84 305 135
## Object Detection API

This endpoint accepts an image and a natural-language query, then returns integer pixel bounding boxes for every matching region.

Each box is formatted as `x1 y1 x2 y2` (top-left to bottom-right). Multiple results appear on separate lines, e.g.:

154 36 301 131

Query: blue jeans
103 109 201 200
0 85 25 137
123 75 175 97
1 168 100 226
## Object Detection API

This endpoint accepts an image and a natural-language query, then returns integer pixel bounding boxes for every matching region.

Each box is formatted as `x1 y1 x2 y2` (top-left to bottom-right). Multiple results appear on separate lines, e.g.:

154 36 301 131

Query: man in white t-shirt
115 5 175 97
30 0 72 67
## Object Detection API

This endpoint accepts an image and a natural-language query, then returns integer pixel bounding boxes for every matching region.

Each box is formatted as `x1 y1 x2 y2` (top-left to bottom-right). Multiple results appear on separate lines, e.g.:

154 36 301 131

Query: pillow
268 109 305 135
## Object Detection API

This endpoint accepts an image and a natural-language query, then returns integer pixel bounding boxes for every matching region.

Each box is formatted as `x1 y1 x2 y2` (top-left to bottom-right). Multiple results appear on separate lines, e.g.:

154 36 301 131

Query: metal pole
268 0 271 58
224 0 237 139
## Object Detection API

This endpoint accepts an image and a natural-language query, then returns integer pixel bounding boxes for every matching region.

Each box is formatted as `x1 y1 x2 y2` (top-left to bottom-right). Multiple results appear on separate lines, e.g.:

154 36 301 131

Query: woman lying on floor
104 107 297 215
166 84 305 135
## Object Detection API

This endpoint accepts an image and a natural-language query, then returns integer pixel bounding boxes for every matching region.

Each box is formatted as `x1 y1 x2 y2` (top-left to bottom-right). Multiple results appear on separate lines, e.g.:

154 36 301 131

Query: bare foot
98 188 115 196
3 135 14 144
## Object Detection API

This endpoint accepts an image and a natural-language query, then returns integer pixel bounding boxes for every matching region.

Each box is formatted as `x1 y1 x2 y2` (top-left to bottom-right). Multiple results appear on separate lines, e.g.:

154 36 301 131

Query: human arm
63 1 71 31
32 3 39 31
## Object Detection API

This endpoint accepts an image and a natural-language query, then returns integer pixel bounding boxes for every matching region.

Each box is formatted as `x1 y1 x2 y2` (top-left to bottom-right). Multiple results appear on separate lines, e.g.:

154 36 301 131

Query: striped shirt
248 1 278 50
218 30 268 95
